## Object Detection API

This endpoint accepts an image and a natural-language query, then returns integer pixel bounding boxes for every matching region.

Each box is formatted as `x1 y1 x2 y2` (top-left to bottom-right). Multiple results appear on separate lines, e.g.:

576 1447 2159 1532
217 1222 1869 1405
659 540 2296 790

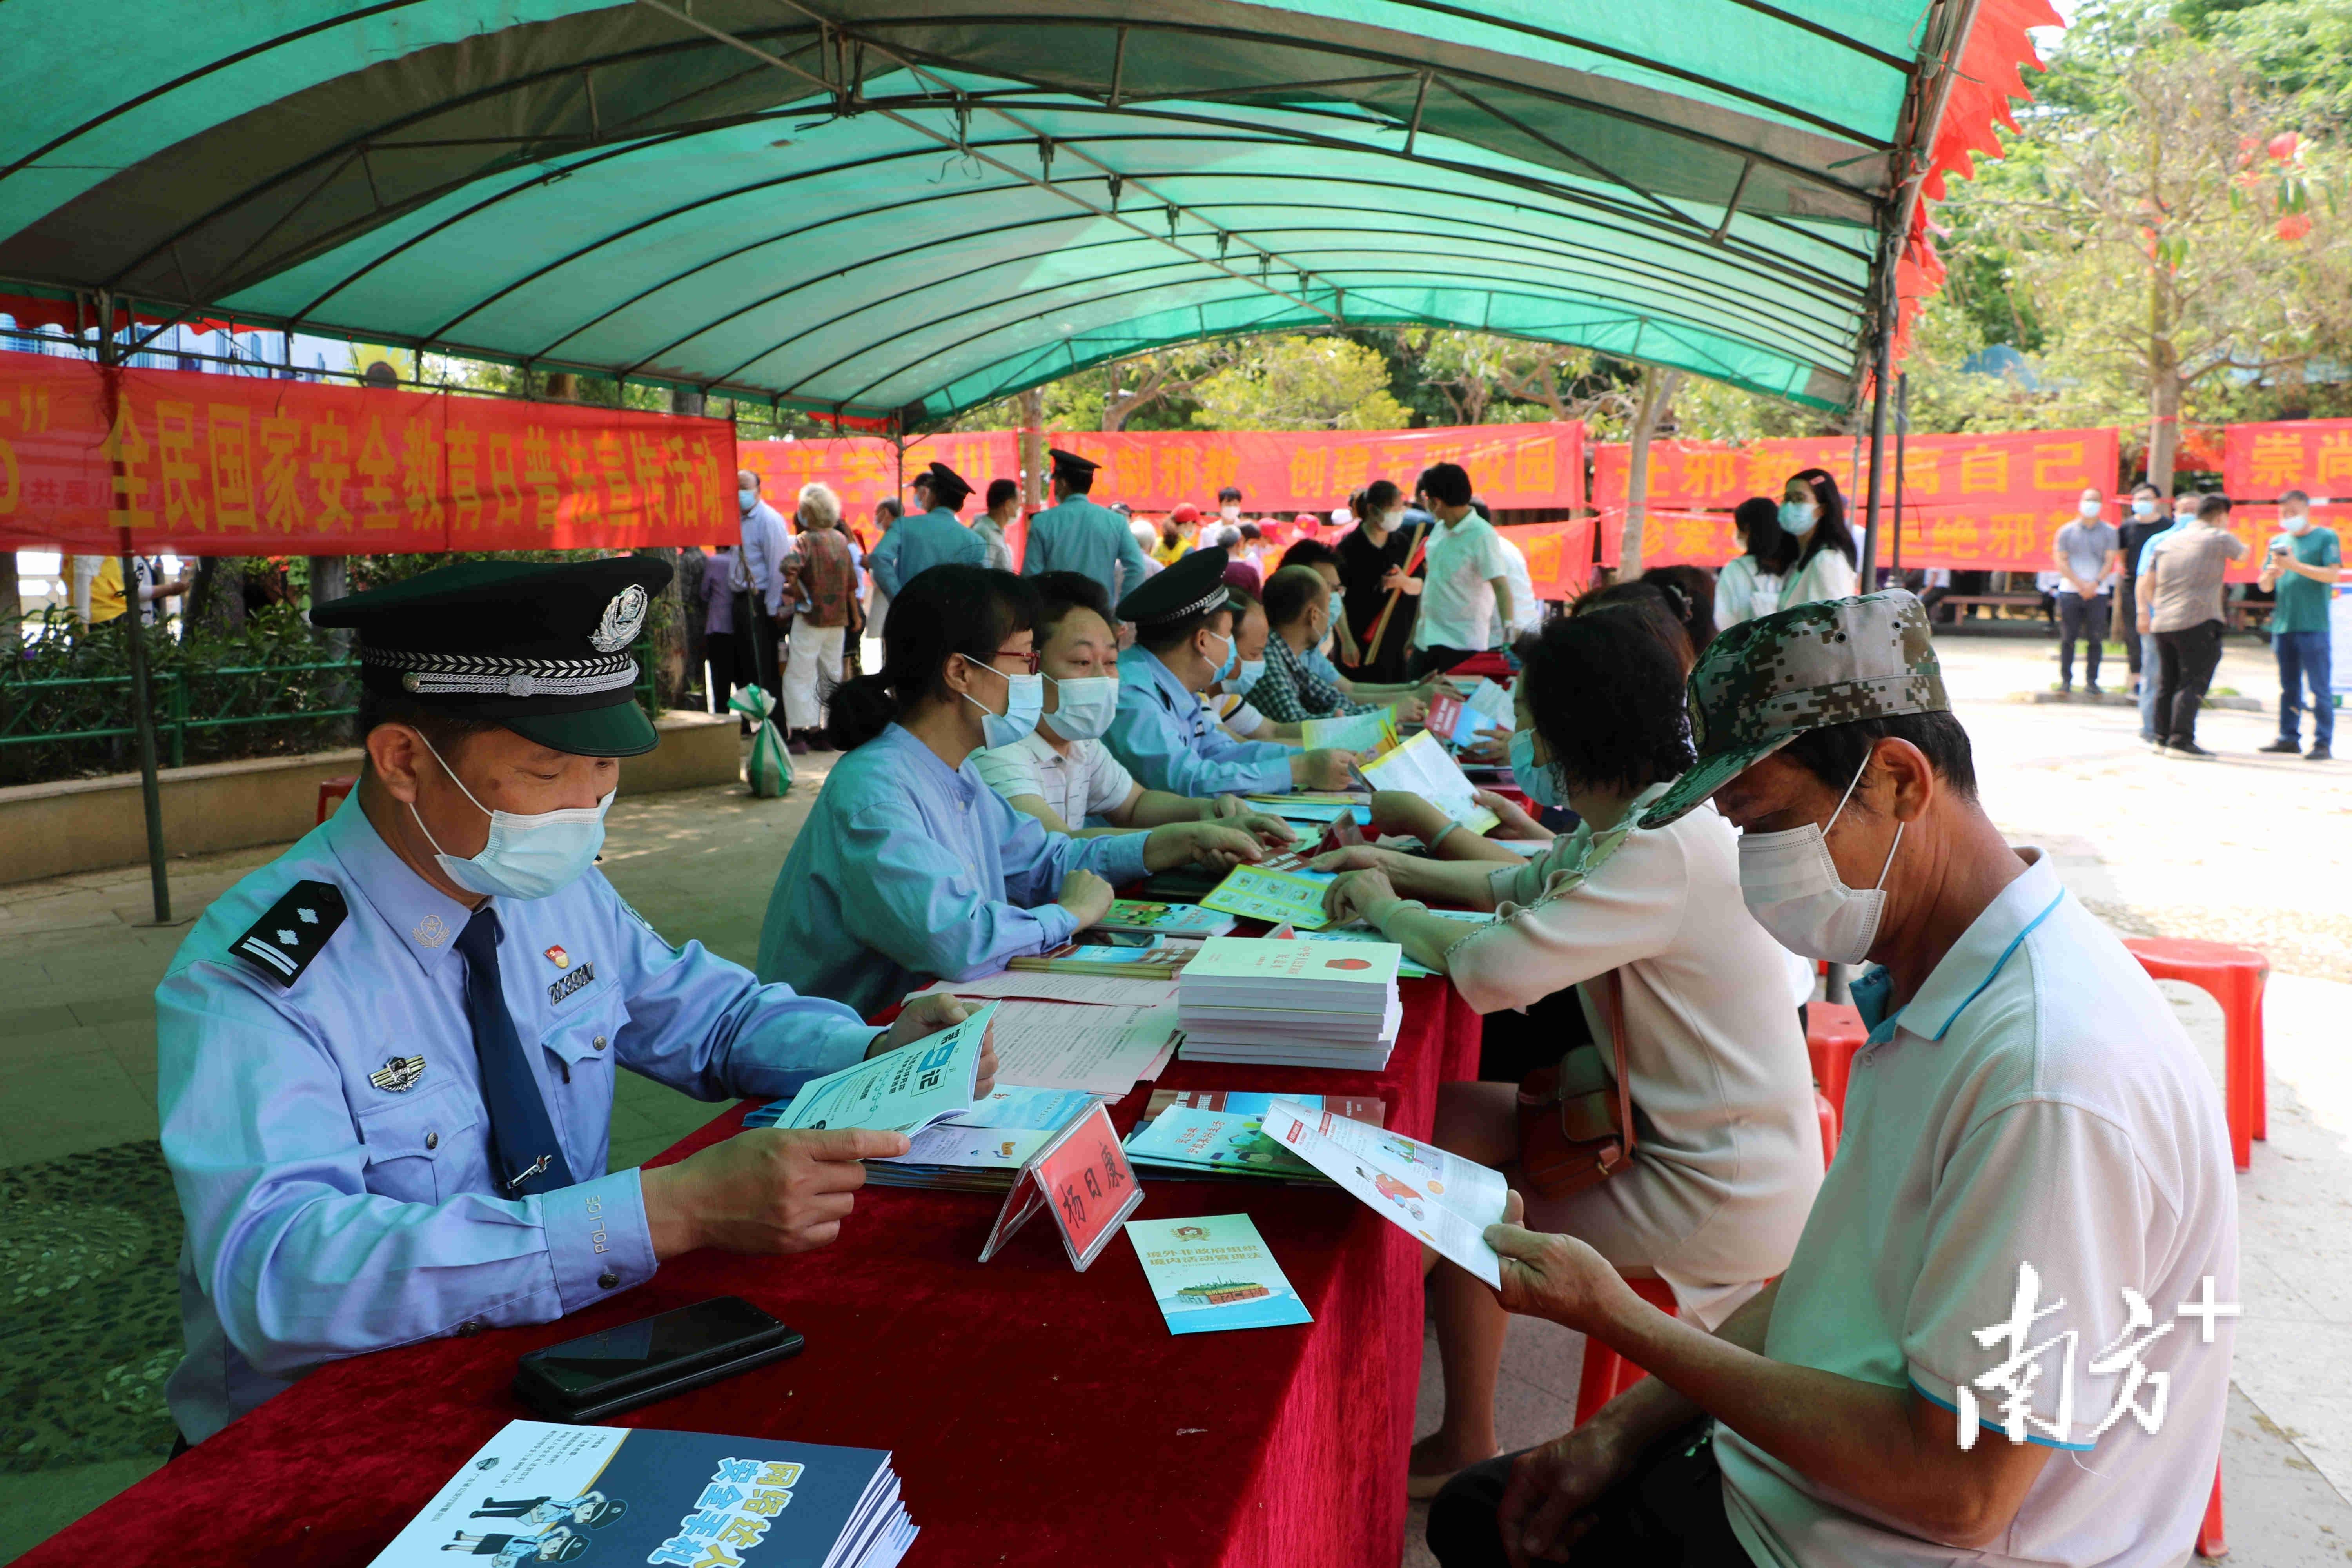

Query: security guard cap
922 461 974 509
1117 545 1235 626
311 557 671 758
1047 447 1100 485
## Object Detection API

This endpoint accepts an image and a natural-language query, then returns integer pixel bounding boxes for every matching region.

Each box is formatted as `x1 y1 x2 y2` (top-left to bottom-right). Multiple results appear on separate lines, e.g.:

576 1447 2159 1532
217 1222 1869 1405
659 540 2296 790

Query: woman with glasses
755 565 1260 1014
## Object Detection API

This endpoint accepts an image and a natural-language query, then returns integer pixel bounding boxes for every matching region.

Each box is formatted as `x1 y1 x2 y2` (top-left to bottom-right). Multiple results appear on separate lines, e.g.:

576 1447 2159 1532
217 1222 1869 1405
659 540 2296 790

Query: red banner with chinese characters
1593 427 2120 573
2224 418 2352 503
1497 519 1597 599
0 350 735 554
741 421 1585 529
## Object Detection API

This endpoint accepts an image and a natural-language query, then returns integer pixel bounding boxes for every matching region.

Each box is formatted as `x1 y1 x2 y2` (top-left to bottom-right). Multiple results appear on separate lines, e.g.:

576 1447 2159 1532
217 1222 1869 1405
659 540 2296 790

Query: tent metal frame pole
1891 370 1907 577
1858 236 1896 586
96 289 173 924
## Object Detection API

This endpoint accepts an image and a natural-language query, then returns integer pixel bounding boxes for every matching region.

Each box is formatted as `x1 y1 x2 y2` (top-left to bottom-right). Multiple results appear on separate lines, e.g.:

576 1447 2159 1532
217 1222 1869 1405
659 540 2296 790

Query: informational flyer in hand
1357 732 1501 836
1125 1214 1314 1335
1301 705 1399 754
1200 864 1338 929
747 1002 995 1134
363 1420 915 1568
1261 1100 1511 1287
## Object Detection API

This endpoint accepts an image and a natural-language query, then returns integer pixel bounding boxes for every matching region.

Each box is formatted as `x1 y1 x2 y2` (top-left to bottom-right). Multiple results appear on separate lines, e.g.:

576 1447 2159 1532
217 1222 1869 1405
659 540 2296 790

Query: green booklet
1125 1214 1313 1335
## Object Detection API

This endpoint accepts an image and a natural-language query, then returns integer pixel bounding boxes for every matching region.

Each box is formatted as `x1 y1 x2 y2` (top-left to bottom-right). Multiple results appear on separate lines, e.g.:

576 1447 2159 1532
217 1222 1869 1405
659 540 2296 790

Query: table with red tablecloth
20 978 1481 1568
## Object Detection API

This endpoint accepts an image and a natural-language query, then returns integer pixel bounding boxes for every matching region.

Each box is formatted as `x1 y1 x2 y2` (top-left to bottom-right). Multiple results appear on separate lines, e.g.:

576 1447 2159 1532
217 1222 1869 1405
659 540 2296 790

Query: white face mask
410 733 613 901
2078 499 2102 520
959 653 1044 748
1737 753 1903 964
1042 673 1119 740
2282 512 2312 537
1220 503 1240 522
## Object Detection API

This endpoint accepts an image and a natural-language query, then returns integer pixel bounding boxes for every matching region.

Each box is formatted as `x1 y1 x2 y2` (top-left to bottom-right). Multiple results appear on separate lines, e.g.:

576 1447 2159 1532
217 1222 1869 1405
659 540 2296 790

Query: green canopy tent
0 0 2050 919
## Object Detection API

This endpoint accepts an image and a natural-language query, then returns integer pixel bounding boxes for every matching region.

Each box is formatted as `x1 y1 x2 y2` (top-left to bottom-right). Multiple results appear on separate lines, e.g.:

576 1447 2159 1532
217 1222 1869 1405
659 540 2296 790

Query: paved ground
2 629 2346 1563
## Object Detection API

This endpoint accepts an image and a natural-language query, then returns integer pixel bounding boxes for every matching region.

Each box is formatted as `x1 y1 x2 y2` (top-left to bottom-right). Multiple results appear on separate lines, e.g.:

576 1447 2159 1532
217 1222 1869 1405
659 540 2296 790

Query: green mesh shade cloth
0 0 2047 424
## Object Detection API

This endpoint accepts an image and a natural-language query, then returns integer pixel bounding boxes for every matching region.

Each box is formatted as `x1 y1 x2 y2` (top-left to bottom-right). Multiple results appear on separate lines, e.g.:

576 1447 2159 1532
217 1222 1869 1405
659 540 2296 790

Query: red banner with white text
1593 427 2120 574
0 350 735 554
740 421 1585 532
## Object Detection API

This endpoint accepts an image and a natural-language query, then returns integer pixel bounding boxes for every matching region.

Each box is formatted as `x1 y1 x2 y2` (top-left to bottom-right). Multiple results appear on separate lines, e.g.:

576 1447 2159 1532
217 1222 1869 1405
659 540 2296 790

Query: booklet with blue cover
744 1002 995 1134
364 1419 914 1568
1124 1214 1314 1336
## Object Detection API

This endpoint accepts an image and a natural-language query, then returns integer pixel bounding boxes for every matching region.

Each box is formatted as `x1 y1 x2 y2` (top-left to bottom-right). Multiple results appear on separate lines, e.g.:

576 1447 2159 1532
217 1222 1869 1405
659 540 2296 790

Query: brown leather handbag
1514 969 1636 1201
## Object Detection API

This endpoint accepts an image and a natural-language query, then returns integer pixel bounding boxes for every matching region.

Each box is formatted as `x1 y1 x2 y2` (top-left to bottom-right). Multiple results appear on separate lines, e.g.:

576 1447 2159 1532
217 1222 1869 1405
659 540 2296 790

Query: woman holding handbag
1313 607 1821 1500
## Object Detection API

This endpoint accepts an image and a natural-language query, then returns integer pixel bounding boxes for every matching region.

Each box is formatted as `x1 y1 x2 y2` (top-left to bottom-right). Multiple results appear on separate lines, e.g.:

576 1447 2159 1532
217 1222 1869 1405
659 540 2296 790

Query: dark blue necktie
454 907 575 1198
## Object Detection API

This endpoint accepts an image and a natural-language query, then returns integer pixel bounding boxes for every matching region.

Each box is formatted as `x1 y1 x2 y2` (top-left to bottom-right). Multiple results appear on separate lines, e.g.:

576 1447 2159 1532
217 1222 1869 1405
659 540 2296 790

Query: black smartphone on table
514 1296 803 1423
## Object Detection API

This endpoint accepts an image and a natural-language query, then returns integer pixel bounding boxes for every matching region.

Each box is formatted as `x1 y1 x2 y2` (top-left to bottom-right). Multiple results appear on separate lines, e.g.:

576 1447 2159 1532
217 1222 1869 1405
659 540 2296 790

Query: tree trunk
1102 357 1162 432
543 371 575 402
1018 387 1047 508
1618 367 1682 577
0 551 18 647
643 545 688 709
188 557 246 634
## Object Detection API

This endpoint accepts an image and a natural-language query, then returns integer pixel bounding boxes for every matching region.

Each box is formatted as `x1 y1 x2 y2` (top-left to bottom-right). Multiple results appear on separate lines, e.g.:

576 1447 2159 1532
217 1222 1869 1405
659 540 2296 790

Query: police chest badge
589 584 649 652
369 1054 426 1093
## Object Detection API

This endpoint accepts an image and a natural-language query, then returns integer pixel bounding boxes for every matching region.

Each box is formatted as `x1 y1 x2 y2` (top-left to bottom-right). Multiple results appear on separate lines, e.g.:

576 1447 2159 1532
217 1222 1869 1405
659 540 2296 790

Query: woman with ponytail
755 565 1261 1014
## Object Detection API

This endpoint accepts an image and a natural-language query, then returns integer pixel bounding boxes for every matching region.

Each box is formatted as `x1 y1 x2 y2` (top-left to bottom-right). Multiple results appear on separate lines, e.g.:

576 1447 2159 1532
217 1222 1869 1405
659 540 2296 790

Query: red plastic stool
1573 1096 1843 1428
1805 1001 1867 1120
2123 938 2267 1171
316 775 357 824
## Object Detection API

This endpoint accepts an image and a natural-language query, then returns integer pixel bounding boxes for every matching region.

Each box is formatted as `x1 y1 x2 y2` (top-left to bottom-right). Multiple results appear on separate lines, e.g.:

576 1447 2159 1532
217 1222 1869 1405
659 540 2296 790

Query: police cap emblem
590 584 649 652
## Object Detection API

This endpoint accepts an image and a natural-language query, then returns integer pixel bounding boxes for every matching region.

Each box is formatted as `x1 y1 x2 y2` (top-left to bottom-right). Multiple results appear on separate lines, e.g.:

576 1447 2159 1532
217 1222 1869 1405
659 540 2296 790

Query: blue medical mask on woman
1779 500 1820 536
1042 673 1119 740
1507 729 1569 809
410 734 612 901
959 654 1044 748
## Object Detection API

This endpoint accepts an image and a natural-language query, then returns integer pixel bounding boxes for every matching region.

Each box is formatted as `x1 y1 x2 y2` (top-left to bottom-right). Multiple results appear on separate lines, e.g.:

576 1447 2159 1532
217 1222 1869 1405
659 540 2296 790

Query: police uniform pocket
355 1083 479 1206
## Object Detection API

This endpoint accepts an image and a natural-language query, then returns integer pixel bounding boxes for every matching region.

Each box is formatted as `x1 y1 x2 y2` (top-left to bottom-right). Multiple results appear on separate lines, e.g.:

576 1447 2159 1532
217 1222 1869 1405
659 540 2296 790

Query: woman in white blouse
1713 495 1787 628
1774 467 1861 610
1312 605 1822 1498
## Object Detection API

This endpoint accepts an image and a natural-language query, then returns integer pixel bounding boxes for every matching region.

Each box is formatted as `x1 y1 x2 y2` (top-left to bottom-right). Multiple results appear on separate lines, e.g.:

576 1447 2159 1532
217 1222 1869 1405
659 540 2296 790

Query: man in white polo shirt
1427 590 2236 1568
974 572 1296 860
1408 461 1516 678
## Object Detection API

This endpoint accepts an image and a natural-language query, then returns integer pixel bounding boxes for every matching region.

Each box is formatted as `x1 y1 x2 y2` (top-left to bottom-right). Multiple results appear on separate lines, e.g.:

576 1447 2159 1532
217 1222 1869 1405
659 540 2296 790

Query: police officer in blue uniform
867 461 986 597
1103 547 1360 797
1021 447 1151 606
156 558 991 1446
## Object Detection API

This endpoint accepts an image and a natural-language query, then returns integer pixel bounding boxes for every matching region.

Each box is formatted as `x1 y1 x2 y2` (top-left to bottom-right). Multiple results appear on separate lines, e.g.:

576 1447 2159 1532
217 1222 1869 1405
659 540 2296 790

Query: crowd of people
141 443 2258 1568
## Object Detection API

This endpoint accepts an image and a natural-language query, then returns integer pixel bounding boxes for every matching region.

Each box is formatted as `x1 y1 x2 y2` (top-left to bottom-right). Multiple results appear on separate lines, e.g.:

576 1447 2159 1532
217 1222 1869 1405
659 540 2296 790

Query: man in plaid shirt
1249 565 1387 724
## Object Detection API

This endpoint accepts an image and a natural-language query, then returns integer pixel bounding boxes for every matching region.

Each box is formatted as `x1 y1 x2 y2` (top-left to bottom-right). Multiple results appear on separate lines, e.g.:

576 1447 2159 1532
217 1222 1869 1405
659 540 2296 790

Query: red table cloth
22 979 1480 1568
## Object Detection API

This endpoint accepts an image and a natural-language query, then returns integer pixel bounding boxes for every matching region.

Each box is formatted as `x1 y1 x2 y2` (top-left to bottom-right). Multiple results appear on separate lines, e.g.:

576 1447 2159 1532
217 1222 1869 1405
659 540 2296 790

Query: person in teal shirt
756 564 1262 1015
1022 447 1152 608
2256 488 2341 760
867 461 987 599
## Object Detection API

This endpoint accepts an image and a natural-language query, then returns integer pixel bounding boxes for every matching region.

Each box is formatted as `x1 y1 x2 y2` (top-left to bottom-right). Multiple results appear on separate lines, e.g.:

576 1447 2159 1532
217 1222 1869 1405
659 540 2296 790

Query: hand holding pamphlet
1358 731 1501 836
1261 1100 1511 1287
1301 705 1399 754
746 1002 995 1134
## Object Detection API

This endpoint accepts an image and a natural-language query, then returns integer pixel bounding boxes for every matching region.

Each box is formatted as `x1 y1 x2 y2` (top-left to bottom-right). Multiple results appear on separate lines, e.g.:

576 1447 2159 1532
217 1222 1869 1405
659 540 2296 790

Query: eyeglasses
963 647 1040 676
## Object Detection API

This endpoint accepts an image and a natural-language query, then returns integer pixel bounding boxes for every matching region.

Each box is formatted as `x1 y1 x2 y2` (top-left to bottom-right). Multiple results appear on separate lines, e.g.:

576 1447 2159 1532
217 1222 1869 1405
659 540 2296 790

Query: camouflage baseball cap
1639 590 1947 829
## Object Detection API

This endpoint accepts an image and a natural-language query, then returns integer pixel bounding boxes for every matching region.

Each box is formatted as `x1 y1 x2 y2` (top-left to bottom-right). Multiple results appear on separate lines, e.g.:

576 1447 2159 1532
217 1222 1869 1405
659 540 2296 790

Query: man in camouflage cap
1447 589 2237 1568
1639 588 1947 830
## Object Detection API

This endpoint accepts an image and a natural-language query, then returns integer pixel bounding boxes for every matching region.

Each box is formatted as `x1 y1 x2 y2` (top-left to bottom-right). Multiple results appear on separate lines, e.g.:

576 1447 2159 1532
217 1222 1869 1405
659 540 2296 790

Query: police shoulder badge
230 880 348 988
369 1054 426 1093
589 584 649 652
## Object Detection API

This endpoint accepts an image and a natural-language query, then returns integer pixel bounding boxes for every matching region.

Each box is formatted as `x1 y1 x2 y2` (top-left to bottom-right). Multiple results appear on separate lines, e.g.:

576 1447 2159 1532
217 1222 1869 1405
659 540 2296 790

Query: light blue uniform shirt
1105 644 1294 797
867 507 987 597
1021 495 1151 606
2136 515 2191 577
755 723 1152 1015
158 793 879 1443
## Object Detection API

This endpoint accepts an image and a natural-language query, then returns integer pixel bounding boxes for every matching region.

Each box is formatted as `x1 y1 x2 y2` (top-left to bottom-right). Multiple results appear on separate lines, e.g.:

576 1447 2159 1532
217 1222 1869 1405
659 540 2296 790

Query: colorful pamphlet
1425 691 1477 747
1301 705 1399 754
1358 731 1501 836
1243 797 1373 826
1261 1100 1512 1287
363 1420 914 1568
746 1002 994 1134
867 1124 1057 1192
1125 1214 1314 1335
1463 677 1516 731
1147 1089 1387 1126
1009 943 1191 977
1123 1105 1329 1183
1199 864 1338 929
1094 900 1238 937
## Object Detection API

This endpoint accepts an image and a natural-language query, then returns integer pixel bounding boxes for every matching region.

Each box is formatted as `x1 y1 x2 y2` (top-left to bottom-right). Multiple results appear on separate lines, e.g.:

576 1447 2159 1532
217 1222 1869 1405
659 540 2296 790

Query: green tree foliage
1187 336 1412 430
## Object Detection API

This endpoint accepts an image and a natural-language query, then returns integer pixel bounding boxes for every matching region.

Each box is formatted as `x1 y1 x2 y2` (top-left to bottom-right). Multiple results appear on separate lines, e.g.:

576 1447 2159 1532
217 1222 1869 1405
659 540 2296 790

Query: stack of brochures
862 1085 1104 1192
1176 936 1404 1069
1007 943 1190 977
1122 1091 1388 1186
366 1421 916 1568
1095 900 1238 937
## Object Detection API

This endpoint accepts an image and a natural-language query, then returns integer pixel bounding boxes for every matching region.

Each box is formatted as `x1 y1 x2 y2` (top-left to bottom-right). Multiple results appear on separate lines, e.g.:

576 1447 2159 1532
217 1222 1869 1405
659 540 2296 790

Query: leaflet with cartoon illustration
363 1419 914 1568
745 1003 994 1134
1261 1100 1510 1288
1124 1214 1314 1335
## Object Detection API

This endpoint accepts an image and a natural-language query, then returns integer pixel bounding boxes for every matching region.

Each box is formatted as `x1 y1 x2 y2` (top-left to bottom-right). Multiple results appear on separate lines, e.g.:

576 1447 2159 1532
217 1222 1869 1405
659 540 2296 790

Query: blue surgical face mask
1232 657 1267 696
1508 729 1568 809
739 486 757 515
960 653 1044 748
411 734 612 901
1204 628 1238 684
1780 500 1819 536
2078 500 2102 520
1042 673 1119 740
2131 499 2158 519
